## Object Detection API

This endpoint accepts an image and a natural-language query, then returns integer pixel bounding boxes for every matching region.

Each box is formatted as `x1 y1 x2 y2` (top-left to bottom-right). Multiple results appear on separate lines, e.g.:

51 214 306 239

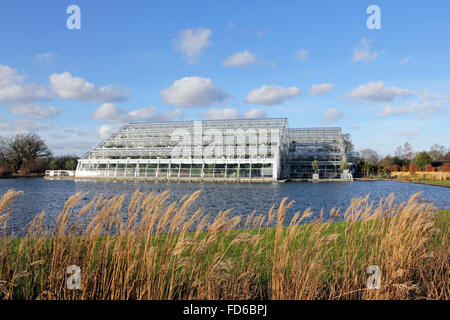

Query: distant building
76 118 358 180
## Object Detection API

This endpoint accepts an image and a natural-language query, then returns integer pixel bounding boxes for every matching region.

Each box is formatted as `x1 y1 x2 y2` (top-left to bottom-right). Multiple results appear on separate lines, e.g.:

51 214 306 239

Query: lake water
0 178 449 236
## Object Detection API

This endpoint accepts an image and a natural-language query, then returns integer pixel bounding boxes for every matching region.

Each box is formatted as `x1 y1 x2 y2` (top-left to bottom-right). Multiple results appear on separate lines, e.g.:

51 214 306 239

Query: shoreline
45 176 357 183
2 175 449 188
393 179 450 188
354 178 450 188
0 175 44 179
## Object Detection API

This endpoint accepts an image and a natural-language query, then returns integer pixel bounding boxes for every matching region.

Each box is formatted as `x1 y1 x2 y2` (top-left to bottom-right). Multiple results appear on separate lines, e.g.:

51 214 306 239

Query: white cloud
64 128 90 137
349 81 413 102
350 125 361 129
200 108 239 120
93 103 183 123
309 83 334 95
245 85 300 105
352 38 383 64
222 50 257 67
374 91 449 120
92 103 125 122
49 72 127 102
323 108 343 123
36 52 58 65
398 130 419 137
0 119 53 133
398 56 410 64
98 124 117 139
0 118 11 130
411 91 449 119
375 104 414 118
296 49 309 62
200 108 267 120
173 28 212 64
161 76 229 107
244 108 267 119
8 103 61 120
126 107 183 122
14 120 53 132
0 64 51 104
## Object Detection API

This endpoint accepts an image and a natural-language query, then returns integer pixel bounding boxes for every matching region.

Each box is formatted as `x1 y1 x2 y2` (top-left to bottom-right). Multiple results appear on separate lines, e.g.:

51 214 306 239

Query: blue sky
0 0 449 156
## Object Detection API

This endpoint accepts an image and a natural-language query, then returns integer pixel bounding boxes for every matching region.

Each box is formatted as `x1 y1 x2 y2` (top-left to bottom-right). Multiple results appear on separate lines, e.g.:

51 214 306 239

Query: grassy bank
396 178 450 187
355 176 450 187
0 190 448 300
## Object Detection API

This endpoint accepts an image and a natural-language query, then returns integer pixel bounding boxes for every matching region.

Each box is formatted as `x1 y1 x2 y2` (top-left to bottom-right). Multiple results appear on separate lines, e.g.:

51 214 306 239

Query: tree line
0 133 78 176
1 132 449 178
356 142 450 178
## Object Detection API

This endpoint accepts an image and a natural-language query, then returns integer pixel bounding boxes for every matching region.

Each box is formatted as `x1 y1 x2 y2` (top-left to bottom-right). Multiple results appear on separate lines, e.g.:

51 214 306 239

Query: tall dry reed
0 189 448 300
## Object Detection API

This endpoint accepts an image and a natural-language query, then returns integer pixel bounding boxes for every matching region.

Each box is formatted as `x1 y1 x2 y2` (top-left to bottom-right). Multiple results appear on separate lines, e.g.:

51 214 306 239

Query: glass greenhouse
76 118 357 180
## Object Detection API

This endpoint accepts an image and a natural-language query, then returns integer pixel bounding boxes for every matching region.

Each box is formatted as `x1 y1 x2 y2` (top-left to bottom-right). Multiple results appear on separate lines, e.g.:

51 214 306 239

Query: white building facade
76 119 290 180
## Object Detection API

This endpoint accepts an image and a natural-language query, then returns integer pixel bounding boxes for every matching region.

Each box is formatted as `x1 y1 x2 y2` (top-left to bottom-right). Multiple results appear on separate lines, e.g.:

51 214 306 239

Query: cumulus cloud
222 50 257 67
296 49 309 62
93 103 183 123
173 28 212 64
161 76 229 107
49 72 127 102
0 64 51 104
375 104 414 118
200 108 267 120
323 108 343 123
352 38 383 64
98 124 117 139
245 85 300 105
349 81 413 102
127 107 183 122
244 108 267 119
92 103 125 122
8 103 61 120
0 65 58 121
200 108 239 120
309 83 334 96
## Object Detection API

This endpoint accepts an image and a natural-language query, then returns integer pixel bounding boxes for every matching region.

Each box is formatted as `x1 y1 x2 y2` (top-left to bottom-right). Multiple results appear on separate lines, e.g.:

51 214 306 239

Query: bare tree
395 142 414 160
342 133 354 152
359 148 380 165
428 144 447 161
0 133 51 173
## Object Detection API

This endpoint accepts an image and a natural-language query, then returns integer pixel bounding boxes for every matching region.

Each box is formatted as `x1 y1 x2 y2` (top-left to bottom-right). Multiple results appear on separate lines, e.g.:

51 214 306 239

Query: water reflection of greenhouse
76 118 358 180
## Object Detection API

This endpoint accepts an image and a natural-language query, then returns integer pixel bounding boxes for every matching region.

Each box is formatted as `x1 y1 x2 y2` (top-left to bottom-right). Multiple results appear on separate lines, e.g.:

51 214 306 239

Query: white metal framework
288 128 345 179
76 119 357 180
76 119 289 180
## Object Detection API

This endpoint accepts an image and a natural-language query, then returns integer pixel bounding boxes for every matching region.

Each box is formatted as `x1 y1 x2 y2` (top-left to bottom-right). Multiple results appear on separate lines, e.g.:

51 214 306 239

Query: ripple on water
0 178 448 235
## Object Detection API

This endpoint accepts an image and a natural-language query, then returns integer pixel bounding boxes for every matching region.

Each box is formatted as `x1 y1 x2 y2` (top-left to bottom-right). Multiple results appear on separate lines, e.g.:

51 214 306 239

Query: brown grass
392 171 450 181
0 189 448 300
